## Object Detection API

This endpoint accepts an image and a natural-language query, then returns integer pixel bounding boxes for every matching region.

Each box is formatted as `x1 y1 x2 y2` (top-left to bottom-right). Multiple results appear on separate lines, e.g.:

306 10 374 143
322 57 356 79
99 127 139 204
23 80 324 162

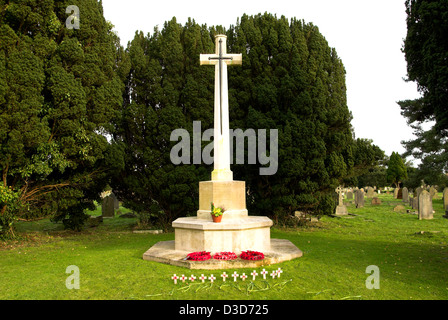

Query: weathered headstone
355 189 365 208
334 186 348 216
418 190 433 220
414 187 423 211
394 205 406 213
346 191 353 200
366 187 375 198
402 187 409 203
371 197 381 206
397 188 403 199
429 186 437 200
102 195 115 218
443 187 448 212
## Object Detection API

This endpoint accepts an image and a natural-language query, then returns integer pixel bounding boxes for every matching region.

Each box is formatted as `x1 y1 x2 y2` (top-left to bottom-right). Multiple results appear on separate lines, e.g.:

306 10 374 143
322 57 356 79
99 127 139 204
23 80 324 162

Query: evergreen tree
386 152 408 188
0 0 127 235
112 13 357 224
399 0 448 173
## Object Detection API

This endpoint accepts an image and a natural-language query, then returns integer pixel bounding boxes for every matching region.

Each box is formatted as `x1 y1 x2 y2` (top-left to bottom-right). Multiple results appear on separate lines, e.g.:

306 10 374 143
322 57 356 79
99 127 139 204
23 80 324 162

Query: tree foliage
112 13 356 223
399 0 448 173
386 152 408 188
0 0 128 235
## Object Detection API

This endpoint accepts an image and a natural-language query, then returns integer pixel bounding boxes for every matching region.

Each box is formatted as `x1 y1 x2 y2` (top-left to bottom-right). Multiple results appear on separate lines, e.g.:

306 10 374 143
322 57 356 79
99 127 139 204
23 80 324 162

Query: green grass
1 193 447 300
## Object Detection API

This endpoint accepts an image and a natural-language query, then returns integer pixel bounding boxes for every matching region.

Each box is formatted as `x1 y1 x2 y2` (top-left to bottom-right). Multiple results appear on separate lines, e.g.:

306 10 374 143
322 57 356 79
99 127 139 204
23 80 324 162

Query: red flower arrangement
186 250 265 261
213 252 238 260
240 250 265 261
186 251 211 261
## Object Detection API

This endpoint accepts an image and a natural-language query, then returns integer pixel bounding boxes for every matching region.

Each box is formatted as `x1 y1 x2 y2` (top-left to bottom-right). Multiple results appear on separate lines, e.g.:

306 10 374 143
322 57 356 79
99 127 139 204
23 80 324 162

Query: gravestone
397 188 403 199
371 197 381 206
418 190 433 220
414 187 423 211
355 189 365 208
443 187 448 212
394 205 405 213
429 186 437 200
334 186 348 216
402 187 409 203
346 191 353 200
102 195 115 218
366 187 375 198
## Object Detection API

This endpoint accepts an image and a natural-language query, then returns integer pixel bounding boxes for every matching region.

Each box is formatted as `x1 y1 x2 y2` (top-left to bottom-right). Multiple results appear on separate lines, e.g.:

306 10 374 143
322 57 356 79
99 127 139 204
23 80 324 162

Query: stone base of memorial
142 181 303 269
143 239 302 270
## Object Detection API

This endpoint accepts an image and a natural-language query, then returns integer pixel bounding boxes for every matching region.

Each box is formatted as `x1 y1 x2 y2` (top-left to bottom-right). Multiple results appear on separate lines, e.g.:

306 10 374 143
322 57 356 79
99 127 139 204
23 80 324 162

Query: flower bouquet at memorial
211 202 225 223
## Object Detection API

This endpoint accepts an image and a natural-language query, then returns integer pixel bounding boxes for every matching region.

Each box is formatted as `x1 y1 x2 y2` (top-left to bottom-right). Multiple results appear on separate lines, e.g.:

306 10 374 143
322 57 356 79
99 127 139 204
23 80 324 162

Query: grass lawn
1 193 447 300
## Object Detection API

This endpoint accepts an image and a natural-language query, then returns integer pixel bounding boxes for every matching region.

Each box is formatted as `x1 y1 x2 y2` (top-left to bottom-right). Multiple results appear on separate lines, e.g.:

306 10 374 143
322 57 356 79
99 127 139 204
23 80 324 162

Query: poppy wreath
213 252 238 260
186 251 212 261
240 250 265 261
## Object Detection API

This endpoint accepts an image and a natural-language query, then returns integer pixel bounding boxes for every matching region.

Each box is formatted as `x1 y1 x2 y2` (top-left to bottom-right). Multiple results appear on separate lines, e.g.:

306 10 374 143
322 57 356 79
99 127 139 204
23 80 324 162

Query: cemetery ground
1 193 447 300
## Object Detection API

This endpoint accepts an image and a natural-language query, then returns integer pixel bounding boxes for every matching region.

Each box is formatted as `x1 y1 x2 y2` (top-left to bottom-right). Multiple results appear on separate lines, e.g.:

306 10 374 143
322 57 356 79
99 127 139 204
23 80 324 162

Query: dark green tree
0 0 127 235
386 152 408 188
112 13 356 224
399 0 448 173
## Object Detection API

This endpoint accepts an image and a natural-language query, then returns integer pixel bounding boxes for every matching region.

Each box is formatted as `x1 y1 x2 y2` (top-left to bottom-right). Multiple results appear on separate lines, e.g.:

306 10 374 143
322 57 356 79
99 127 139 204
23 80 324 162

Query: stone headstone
418 190 433 220
366 187 375 198
443 187 448 212
334 187 348 216
371 197 381 206
414 187 423 211
102 195 115 218
429 186 437 200
394 205 406 213
355 189 365 208
402 187 409 204
397 188 403 199
346 191 353 200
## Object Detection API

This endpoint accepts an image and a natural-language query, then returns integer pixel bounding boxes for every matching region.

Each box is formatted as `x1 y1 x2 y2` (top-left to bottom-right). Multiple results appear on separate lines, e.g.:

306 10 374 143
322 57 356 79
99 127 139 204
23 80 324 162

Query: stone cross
335 186 344 206
200 35 242 181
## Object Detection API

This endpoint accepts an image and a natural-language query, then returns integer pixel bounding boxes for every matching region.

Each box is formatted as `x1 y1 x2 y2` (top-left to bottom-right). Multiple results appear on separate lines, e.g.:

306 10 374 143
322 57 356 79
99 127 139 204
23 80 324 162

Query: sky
101 0 422 164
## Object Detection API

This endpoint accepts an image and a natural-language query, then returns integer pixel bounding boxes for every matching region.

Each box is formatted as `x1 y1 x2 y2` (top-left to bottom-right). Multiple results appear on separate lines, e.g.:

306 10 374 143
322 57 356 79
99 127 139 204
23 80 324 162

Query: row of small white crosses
171 268 283 284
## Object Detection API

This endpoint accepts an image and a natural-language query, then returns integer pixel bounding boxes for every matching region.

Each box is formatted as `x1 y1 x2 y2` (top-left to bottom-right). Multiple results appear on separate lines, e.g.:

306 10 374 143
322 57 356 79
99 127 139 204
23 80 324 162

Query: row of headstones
336 186 448 220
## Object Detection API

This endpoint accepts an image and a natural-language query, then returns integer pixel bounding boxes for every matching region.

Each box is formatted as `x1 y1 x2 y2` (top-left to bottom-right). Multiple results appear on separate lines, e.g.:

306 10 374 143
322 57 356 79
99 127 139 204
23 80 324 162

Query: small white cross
276 268 283 278
240 273 248 281
261 269 268 279
189 275 196 282
221 272 228 282
180 274 186 283
209 274 216 283
270 271 277 279
171 274 179 284
199 274 206 283
231 271 239 282
251 270 258 280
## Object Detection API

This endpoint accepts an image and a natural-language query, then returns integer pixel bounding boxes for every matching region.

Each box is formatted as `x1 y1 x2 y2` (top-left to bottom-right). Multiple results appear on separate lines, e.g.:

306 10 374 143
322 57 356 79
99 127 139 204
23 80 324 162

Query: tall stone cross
200 35 242 181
